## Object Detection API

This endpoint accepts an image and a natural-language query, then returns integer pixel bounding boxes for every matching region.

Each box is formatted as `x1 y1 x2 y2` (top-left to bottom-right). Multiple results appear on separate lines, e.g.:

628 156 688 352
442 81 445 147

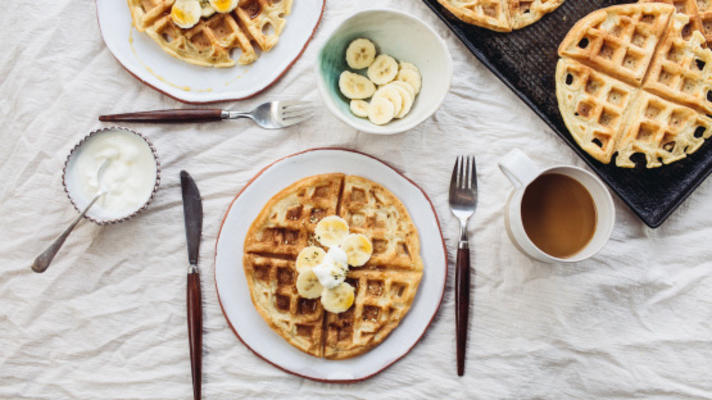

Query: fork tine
470 156 477 190
281 107 313 118
280 113 313 127
450 156 460 193
457 156 466 189
465 156 472 189
280 101 312 111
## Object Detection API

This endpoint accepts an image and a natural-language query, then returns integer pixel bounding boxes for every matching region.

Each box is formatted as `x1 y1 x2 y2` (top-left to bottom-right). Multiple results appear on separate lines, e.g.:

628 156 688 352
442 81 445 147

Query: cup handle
498 149 541 188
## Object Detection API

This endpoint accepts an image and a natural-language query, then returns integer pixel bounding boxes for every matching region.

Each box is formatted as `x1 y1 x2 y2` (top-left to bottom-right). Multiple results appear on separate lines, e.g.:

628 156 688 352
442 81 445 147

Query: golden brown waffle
639 0 712 45
127 0 292 67
556 3 712 168
558 3 673 86
436 0 565 32
243 174 424 359
643 13 712 114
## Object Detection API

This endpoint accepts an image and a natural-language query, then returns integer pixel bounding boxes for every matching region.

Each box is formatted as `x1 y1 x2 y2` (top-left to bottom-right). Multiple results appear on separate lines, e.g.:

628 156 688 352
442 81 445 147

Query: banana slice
199 0 216 17
341 233 373 267
397 68 421 94
367 54 399 85
388 82 414 119
345 38 376 69
314 215 350 247
296 246 326 272
321 282 355 314
372 86 403 117
171 0 202 29
368 97 395 125
350 100 369 118
391 80 415 98
296 270 323 299
400 62 419 73
338 71 376 100
209 0 238 13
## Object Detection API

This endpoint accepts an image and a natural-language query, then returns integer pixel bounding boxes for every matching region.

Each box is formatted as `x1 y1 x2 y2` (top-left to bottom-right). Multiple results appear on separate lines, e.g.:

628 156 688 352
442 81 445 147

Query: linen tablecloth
2 1 711 399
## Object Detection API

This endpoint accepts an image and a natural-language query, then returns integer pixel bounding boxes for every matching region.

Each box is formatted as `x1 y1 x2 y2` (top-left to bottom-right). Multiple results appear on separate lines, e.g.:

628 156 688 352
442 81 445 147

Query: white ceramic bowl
316 9 453 135
63 127 161 224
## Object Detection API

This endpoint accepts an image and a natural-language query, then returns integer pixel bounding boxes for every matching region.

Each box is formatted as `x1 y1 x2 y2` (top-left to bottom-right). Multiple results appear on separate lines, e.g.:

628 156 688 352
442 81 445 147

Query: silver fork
448 155 478 377
98 101 313 129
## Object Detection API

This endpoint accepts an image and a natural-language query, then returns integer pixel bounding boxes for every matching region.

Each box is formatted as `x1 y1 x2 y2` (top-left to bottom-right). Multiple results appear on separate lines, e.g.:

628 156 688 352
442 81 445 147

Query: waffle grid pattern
243 174 423 359
557 3 712 168
127 0 292 67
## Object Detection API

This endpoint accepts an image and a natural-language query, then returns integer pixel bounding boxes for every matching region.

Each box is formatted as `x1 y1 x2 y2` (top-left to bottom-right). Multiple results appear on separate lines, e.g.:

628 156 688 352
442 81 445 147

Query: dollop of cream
72 130 156 220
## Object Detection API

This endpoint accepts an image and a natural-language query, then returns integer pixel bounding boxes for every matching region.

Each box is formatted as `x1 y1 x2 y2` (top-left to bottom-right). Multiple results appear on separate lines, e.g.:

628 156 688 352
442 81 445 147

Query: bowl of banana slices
316 9 453 135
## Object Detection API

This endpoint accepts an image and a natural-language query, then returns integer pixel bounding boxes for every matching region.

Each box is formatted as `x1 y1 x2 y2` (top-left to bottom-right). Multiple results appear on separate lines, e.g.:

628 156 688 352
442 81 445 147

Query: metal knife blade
180 170 203 266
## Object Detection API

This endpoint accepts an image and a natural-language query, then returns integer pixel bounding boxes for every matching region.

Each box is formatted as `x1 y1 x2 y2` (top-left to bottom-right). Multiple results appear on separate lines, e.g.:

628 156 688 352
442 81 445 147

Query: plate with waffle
215 148 447 382
96 0 324 103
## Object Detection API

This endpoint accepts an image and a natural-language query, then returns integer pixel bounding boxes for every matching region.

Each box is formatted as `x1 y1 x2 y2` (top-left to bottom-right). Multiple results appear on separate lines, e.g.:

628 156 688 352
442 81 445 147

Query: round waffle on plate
242 173 423 359
556 3 712 168
127 0 293 67
437 0 565 32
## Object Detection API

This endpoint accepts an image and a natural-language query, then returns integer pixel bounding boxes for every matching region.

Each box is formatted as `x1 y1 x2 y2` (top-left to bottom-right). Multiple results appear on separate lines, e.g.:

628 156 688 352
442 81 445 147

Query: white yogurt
68 129 157 220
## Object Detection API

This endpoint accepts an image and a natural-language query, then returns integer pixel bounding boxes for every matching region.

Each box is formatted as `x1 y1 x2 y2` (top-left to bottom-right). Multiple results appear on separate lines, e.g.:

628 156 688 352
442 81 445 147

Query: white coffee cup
498 149 615 263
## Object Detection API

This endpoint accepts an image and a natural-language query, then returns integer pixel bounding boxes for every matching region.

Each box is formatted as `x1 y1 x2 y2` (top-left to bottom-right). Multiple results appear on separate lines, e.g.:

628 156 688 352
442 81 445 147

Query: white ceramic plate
95 0 324 103
215 148 447 383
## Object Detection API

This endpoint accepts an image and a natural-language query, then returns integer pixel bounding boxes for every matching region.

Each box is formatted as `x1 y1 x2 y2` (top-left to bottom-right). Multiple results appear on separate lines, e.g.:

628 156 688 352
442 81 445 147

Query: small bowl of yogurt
62 127 160 224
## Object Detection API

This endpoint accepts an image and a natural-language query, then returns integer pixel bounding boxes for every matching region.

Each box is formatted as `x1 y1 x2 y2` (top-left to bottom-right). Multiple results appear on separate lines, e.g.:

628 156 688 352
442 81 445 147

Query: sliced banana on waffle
198 0 216 17
315 215 349 247
296 269 323 299
171 0 202 29
321 282 355 313
346 38 376 69
341 233 373 267
296 246 326 272
339 71 376 100
209 0 238 13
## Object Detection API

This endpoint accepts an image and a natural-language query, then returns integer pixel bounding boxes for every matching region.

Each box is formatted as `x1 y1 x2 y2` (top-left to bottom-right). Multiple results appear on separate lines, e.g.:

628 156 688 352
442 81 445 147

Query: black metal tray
423 0 712 228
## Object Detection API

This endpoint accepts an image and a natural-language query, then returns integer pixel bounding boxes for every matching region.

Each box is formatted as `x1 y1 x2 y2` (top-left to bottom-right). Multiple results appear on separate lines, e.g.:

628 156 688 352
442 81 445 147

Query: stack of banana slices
338 38 423 125
295 216 373 313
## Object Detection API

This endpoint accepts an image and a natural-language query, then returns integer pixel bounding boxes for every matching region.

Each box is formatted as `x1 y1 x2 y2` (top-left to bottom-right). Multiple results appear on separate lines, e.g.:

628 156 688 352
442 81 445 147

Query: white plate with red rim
95 0 325 104
214 148 447 383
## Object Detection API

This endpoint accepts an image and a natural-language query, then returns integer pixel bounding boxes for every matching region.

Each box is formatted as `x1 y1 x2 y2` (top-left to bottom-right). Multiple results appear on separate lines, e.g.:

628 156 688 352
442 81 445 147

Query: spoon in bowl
31 159 112 273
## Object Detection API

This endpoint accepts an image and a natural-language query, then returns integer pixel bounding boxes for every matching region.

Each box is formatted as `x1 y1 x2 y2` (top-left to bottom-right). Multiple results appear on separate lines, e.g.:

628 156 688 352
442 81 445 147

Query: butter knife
181 170 203 400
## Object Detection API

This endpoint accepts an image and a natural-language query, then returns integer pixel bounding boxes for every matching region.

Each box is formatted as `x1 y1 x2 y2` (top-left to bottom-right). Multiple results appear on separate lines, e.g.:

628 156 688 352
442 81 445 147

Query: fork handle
455 243 470 376
99 109 224 123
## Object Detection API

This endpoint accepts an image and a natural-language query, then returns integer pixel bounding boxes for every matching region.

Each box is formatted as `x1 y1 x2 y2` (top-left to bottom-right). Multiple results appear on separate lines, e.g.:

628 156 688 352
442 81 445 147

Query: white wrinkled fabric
1 1 711 399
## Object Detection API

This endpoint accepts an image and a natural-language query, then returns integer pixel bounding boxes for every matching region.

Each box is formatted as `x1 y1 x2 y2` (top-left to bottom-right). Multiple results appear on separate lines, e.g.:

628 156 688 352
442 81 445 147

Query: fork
98 101 313 129
449 155 478 376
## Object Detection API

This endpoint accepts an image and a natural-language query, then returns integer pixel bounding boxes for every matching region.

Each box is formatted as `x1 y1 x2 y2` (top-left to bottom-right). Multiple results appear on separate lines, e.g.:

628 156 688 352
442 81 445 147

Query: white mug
498 149 615 263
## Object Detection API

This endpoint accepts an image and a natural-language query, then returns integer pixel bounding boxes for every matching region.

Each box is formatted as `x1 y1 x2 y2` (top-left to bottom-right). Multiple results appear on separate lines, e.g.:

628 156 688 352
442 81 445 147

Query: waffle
436 0 566 32
639 0 712 45
556 3 712 168
243 174 424 359
127 0 293 67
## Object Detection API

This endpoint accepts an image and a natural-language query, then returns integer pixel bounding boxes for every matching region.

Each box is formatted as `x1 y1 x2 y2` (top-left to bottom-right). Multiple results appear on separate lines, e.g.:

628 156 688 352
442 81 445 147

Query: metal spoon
31 159 112 273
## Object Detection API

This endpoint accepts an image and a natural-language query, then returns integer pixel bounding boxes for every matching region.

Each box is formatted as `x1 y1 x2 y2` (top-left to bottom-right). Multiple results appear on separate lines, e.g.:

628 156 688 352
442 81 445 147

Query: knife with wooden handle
181 170 203 400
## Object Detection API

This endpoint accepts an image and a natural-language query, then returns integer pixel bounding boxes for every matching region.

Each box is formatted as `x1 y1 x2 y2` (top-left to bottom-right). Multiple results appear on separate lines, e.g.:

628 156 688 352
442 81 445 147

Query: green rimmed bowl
316 9 453 135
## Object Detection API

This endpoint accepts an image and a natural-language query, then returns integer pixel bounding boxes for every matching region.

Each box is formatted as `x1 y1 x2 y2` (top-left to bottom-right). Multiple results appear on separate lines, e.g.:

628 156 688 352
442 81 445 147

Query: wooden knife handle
187 271 202 400
455 246 470 376
99 109 223 123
